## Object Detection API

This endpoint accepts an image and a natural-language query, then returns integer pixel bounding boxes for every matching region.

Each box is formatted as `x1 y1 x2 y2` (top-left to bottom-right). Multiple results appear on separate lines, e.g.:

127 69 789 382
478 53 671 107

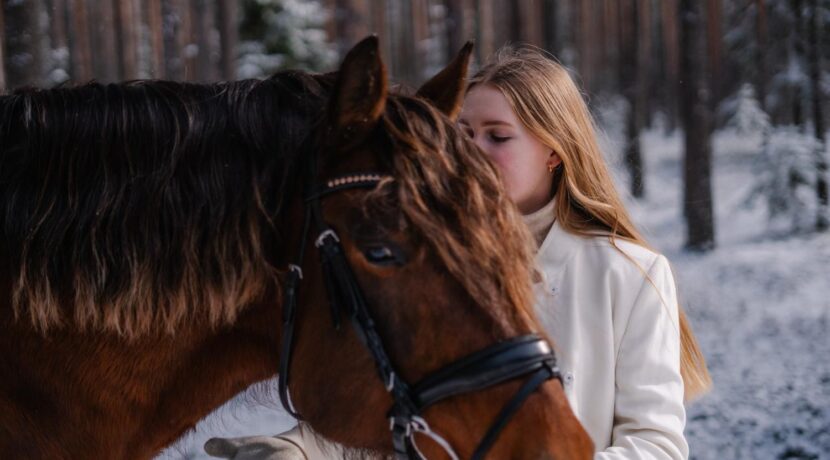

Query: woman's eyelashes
459 126 511 144
490 133 511 143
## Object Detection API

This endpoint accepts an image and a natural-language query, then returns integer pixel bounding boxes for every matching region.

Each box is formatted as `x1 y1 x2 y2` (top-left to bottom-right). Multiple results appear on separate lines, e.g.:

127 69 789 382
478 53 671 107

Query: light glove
204 434 307 460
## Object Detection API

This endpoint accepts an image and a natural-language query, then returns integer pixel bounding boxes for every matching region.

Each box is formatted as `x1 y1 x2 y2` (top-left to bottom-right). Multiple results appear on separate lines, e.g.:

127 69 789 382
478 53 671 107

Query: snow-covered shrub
744 125 819 233
725 84 770 136
237 0 337 79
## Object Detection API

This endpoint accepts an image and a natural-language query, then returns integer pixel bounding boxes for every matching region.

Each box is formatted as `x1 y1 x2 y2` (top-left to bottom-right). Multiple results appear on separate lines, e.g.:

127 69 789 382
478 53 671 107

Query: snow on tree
725 83 771 136
237 0 337 79
744 125 820 233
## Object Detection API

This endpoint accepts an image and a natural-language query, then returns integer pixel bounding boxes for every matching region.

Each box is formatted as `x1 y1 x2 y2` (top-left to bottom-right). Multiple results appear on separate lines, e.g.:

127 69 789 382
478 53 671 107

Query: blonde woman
206 46 711 460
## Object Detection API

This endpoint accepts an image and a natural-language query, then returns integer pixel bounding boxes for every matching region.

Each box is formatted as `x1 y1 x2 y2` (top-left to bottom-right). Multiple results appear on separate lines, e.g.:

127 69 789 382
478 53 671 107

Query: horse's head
283 37 593 459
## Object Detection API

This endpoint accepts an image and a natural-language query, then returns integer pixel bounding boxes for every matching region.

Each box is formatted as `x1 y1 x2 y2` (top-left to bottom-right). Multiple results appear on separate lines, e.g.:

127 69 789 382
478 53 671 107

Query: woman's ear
547 151 562 172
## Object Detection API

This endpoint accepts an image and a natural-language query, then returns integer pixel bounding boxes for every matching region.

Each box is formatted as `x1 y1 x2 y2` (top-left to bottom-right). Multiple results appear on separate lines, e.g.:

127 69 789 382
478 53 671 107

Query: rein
278 150 562 459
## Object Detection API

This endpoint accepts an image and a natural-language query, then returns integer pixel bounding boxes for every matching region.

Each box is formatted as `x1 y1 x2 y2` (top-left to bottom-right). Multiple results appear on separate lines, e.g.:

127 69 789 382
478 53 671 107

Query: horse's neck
0 290 280 459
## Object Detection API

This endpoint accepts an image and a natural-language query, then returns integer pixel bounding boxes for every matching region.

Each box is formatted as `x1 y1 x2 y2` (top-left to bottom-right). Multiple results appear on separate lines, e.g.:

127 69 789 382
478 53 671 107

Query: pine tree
745 126 820 233
237 0 336 79
726 83 771 136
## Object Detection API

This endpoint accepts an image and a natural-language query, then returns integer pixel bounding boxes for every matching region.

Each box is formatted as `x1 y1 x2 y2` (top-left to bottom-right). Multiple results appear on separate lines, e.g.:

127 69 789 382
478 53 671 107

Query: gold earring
548 162 555 173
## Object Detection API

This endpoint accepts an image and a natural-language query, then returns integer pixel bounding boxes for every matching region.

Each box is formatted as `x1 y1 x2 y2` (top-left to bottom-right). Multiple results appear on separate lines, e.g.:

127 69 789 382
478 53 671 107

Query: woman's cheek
492 155 524 196
488 150 510 173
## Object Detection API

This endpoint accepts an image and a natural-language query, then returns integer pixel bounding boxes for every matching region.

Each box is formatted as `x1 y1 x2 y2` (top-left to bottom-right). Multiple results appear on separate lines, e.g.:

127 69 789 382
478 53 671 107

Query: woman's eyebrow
482 120 513 127
458 119 513 127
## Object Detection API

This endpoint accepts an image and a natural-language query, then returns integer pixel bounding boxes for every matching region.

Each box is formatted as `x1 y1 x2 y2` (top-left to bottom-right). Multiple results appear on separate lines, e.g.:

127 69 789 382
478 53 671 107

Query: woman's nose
472 135 489 154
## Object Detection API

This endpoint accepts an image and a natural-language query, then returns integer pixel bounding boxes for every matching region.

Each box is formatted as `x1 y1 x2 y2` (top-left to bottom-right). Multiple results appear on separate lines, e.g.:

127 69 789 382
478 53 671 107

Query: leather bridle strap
278 206 311 418
412 335 558 408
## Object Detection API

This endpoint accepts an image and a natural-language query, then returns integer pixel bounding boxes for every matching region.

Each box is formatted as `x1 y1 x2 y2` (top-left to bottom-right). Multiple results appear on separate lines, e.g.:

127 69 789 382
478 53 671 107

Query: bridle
278 146 563 459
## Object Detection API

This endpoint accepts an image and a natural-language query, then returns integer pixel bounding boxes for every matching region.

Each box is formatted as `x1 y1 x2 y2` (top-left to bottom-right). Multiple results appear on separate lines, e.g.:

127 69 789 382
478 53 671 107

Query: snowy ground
159 127 830 459
625 129 830 460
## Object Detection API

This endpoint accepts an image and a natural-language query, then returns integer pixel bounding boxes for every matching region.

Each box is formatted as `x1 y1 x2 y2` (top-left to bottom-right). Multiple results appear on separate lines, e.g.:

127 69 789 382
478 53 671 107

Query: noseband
278 159 562 459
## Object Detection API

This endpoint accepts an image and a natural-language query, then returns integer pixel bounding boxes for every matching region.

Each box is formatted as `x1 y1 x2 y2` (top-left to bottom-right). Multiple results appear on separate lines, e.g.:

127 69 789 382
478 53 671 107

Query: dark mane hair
0 72 328 336
0 71 536 339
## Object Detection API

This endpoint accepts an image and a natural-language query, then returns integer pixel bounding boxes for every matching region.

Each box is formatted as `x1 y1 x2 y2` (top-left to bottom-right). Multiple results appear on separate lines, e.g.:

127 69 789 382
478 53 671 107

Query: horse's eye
363 245 403 266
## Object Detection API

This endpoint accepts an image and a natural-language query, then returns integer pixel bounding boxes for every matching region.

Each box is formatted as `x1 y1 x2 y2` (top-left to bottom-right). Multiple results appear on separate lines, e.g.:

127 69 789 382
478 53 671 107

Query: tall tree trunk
542 0 559 55
506 0 521 43
637 0 652 127
755 0 768 112
178 0 195 80
47 0 70 85
93 0 120 82
488 0 511 51
706 0 723 110
411 0 429 78
117 0 141 80
146 0 165 78
392 0 417 83
163 0 187 79
335 0 370 57
598 0 617 91
69 0 93 82
0 4 6 93
516 0 543 47
446 0 474 58
577 0 594 93
369 1 389 62
679 0 716 250
474 0 494 63
5 0 47 88
808 0 828 230
792 0 804 127
48 0 69 53
620 0 645 198
193 0 217 82
217 0 237 80
661 0 680 132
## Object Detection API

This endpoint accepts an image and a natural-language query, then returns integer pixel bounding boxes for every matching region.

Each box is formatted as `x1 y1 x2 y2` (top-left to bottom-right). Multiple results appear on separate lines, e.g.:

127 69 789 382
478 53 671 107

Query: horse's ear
329 36 388 148
416 41 474 121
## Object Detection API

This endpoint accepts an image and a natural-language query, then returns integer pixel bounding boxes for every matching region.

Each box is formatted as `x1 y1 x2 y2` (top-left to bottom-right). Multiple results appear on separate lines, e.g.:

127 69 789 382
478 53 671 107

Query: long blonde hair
469 45 712 401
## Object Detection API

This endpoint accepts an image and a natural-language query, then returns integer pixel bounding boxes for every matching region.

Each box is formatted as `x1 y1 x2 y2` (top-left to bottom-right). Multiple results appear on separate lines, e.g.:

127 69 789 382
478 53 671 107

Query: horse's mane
0 73 536 338
0 72 329 336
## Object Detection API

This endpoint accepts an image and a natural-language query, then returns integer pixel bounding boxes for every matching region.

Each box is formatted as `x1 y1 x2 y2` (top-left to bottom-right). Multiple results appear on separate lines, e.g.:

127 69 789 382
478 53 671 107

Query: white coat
234 219 689 460
532 219 688 459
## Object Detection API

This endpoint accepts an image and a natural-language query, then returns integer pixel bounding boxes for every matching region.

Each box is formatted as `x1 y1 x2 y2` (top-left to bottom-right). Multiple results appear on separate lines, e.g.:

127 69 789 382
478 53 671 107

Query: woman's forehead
460 86 518 127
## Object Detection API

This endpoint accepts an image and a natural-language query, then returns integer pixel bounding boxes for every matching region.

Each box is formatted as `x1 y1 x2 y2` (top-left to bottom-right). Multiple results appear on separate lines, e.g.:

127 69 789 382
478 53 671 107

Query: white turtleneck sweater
522 195 557 247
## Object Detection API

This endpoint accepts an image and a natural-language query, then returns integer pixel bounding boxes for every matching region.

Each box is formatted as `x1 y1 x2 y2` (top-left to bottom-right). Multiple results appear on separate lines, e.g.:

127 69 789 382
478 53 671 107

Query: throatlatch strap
278 208 312 420
278 266 303 419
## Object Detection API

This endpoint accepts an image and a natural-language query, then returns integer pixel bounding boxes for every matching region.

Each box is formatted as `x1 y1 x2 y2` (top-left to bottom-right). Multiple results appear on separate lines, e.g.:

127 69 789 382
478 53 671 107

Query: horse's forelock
1 75 324 337
377 96 538 330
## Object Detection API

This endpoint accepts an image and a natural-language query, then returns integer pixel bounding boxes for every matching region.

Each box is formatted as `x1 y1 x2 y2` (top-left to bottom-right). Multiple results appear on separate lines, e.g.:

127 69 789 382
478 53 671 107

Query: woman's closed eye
490 133 512 143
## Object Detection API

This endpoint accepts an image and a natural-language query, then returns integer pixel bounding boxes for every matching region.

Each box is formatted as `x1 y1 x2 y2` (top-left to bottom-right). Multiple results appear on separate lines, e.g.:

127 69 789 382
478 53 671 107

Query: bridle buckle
288 264 303 280
389 415 460 460
315 229 340 248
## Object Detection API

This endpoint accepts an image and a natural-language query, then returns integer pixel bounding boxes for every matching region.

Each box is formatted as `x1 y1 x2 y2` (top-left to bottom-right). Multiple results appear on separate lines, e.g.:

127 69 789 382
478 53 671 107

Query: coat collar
536 219 585 273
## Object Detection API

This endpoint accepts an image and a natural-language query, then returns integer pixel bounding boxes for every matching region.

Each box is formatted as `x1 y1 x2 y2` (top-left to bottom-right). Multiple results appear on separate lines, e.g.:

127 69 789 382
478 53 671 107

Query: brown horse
0 38 592 459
